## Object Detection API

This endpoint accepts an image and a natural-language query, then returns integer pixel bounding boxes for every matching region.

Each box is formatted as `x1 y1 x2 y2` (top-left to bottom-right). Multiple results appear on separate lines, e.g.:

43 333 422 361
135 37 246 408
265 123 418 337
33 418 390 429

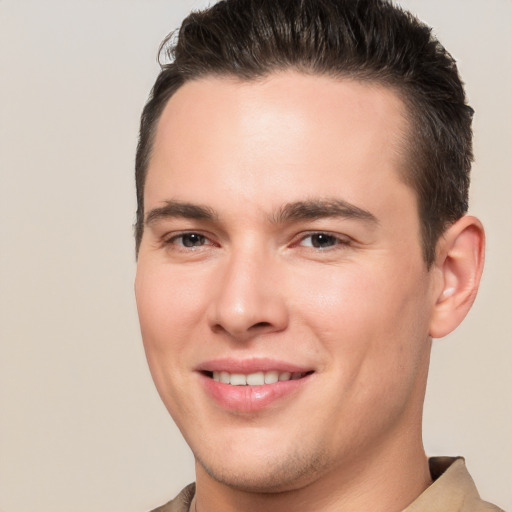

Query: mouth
198 360 314 412
203 370 313 386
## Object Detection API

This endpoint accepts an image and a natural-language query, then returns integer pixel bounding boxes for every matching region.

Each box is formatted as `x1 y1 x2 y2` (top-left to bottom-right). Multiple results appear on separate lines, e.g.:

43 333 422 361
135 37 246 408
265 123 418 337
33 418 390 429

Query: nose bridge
209 238 287 339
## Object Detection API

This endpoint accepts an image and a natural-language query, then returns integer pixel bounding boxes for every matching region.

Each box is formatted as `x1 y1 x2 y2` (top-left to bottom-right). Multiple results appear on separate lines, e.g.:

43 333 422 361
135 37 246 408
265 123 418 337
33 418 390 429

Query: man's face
135 72 438 492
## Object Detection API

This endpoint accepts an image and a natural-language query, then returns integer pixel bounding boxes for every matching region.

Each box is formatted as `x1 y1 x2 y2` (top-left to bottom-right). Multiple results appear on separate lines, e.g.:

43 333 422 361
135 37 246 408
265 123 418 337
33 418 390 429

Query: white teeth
264 370 279 384
246 372 265 385
230 373 247 386
211 370 305 385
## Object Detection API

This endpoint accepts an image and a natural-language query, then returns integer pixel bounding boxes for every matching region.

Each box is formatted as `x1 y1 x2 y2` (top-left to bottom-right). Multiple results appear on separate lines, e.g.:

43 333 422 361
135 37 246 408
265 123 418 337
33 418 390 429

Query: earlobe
429 216 485 339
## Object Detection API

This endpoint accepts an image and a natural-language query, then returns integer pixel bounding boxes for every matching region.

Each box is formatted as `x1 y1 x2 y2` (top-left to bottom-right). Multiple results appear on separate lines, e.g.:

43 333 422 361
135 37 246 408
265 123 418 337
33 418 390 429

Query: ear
429 216 485 339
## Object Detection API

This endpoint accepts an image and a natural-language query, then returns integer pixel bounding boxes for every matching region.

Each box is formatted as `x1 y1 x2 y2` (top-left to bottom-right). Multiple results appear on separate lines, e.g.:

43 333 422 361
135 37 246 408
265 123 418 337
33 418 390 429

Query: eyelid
160 229 352 249
294 231 352 248
163 230 218 248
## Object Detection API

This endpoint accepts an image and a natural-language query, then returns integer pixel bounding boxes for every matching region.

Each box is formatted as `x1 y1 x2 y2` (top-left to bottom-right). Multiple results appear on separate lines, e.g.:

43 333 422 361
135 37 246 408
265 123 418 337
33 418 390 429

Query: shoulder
148 483 196 512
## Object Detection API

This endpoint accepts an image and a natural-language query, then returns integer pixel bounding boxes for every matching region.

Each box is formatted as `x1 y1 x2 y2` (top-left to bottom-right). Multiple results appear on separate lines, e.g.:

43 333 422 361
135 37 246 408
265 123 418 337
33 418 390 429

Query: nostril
251 321 272 330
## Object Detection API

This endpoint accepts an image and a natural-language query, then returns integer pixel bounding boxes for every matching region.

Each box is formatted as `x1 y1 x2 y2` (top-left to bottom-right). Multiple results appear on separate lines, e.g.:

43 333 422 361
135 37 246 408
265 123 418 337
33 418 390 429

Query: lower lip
200 374 311 412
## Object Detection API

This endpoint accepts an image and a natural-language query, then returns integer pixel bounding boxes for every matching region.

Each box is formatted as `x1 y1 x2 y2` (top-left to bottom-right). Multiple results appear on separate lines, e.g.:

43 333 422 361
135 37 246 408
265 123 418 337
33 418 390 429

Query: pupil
183 234 204 247
312 234 335 248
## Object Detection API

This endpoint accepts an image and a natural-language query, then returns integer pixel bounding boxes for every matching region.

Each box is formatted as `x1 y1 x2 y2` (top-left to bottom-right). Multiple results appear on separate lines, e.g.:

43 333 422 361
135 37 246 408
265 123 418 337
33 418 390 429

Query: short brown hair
135 0 474 265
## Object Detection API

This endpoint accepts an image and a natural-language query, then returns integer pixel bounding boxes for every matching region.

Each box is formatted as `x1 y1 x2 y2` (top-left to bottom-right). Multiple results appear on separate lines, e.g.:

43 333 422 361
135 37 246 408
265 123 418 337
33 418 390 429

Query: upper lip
196 357 313 374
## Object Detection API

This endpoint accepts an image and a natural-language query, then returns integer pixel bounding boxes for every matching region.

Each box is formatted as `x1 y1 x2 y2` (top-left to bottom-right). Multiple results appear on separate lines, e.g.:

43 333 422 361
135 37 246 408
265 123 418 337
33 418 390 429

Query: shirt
149 457 504 512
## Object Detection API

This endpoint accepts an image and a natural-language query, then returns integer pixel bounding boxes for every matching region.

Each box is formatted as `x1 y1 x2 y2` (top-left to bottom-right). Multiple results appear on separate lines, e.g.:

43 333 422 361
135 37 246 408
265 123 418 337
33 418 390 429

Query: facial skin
135 72 482 511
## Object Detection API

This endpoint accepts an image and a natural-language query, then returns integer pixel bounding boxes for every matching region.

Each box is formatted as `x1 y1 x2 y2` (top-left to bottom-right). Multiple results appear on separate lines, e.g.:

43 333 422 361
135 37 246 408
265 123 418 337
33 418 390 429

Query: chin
195 445 329 493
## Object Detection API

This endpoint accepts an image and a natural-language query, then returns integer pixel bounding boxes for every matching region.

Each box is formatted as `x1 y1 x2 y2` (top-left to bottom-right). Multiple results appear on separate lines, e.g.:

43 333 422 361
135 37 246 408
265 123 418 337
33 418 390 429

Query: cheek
289 262 387 337
135 265 204 417
135 264 208 348
134 264 210 408
296 262 432 426
290 259 432 370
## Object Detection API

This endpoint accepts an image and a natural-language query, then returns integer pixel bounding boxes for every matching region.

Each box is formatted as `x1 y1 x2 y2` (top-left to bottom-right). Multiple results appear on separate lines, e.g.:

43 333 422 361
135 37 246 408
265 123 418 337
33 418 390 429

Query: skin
135 72 484 512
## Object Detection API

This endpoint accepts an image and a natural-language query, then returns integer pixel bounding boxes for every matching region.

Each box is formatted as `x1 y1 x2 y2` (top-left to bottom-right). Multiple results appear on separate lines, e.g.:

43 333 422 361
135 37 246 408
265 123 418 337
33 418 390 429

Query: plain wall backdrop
0 1 511 511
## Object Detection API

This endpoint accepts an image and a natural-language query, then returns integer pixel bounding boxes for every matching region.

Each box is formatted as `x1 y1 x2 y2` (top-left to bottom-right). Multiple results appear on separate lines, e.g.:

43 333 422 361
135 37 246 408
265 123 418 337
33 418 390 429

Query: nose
207 249 289 342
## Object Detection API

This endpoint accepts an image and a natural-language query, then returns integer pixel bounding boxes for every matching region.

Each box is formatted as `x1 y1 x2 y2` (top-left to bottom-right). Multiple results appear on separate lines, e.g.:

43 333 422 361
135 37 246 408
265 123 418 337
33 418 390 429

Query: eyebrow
271 199 378 225
145 198 378 226
145 201 217 225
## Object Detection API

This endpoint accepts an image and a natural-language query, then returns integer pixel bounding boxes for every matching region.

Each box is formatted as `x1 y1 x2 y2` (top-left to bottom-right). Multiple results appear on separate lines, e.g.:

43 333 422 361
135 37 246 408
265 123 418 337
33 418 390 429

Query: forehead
147 71 412 213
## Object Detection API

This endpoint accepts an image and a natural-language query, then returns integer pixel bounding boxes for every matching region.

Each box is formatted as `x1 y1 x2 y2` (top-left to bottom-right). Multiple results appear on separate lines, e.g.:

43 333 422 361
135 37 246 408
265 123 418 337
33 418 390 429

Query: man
134 0 502 510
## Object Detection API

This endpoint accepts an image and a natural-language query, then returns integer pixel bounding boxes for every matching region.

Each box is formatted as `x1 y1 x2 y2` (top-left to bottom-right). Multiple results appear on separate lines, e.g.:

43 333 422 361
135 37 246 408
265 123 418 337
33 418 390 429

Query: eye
298 232 348 249
167 232 209 248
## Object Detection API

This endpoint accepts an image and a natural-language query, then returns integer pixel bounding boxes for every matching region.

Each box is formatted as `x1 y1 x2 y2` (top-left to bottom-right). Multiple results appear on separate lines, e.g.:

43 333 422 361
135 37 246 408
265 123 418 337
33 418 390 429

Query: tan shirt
150 457 504 512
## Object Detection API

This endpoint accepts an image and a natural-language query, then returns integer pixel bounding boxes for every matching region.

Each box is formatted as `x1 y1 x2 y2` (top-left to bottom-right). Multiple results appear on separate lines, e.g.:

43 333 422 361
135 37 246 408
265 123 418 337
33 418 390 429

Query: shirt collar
403 457 482 511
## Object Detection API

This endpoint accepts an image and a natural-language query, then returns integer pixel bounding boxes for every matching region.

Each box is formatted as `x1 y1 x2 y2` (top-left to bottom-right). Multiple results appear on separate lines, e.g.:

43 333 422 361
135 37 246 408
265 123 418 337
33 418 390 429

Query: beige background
0 1 510 511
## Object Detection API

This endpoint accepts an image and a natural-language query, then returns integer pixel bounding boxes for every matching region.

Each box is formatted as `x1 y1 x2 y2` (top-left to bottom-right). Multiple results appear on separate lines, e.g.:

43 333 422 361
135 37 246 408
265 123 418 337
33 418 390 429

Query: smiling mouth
203 370 313 386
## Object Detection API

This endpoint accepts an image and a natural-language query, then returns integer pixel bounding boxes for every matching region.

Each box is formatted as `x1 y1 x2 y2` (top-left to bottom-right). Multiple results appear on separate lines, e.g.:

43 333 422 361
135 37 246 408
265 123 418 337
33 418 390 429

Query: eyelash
295 232 351 250
163 231 351 251
164 231 216 249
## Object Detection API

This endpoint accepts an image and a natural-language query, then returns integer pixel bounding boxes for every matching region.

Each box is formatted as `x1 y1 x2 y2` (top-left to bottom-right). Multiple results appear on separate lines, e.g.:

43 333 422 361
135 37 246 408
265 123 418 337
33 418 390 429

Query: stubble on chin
195 446 330 494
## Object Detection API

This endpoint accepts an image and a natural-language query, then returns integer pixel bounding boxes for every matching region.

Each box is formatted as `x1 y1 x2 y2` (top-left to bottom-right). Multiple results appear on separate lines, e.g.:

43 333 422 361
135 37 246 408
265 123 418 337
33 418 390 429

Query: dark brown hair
135 0 474 265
